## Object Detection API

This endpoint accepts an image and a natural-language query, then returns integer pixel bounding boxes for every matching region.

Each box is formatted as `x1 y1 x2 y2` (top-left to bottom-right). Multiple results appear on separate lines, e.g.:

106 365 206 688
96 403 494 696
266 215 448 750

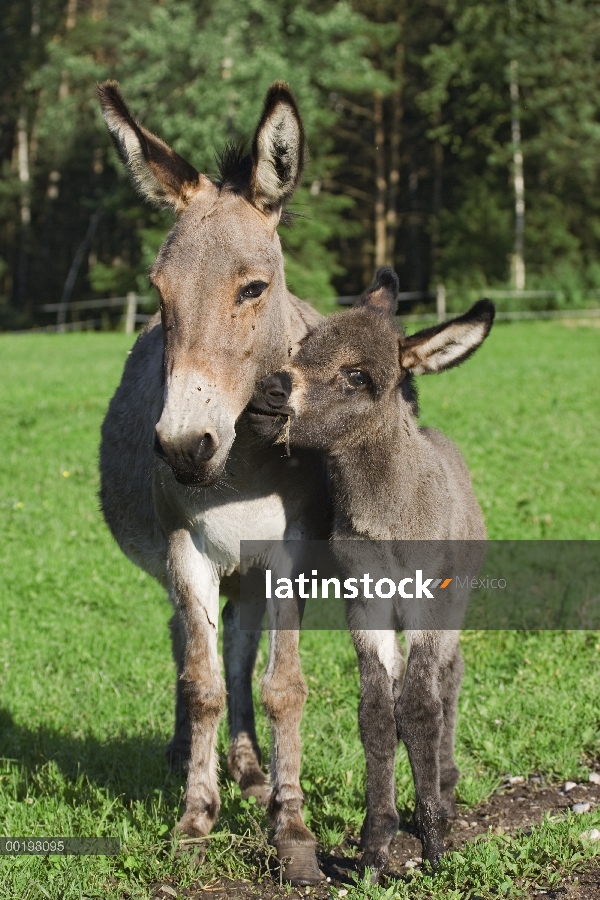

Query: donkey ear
355 267 399 317
96 81 207 212
249 82 305 212
400 299 495 375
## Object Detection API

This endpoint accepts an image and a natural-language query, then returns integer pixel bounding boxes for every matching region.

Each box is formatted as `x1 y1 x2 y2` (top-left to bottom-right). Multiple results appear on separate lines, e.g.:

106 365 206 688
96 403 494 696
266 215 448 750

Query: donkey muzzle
244 372 294 442
254 372 293 414
154 369 238 485
154 424 222 485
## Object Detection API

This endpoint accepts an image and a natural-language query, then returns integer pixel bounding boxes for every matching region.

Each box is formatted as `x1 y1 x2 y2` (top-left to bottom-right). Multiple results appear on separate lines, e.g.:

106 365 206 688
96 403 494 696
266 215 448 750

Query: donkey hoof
173 841 206 867
414 801 450 869
276 843 324 885
421 836 446 871
360 850 388 884
364 864 384 886
423 848 444 871
241 778 270 807
175 811 212 839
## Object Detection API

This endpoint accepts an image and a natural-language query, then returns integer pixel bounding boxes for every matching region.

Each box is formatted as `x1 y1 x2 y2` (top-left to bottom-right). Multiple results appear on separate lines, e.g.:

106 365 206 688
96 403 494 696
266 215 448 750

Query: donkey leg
221 571 269 804
352 630 401 881
438 638 464 819
165 609 192 774
395 633 448 868
261 628 322 885
169 530 226 837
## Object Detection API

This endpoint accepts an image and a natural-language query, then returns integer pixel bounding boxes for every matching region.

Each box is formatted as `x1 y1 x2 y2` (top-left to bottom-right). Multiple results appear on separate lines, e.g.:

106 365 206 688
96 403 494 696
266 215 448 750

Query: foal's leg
169 530 226 837
395 631 448 868
352 630 401 880
221 571 269 804
438 636 464 819
261 625 322 885
165 609 191 774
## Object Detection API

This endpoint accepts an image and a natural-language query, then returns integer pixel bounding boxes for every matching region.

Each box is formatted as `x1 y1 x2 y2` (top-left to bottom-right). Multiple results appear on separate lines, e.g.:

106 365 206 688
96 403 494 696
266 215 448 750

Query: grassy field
0 320 599 899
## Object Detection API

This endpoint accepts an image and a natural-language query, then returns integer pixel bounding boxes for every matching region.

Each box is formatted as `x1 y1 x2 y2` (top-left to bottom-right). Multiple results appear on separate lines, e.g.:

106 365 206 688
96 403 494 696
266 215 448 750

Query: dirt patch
154 778 600 899
532 865 600 897
321 776 600 888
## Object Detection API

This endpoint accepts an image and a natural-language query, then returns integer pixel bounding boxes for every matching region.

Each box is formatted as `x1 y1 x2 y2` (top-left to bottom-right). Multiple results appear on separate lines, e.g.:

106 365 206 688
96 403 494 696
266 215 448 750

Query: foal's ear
400 299 495 375
96 81 207 212
355 267 399 317
249 82 305 212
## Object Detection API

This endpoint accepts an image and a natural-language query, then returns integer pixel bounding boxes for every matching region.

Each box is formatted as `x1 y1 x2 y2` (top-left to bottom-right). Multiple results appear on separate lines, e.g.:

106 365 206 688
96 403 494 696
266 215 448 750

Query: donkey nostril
194 432 217 463
261 372 292 408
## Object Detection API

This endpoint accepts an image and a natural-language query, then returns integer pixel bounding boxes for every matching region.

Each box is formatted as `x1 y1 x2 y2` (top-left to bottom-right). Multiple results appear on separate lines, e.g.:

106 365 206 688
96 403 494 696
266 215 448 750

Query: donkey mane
215 142 252 191
215 142 298 228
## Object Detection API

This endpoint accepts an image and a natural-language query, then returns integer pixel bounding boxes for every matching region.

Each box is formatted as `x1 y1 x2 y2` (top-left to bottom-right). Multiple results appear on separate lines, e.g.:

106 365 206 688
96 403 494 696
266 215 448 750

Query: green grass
0 321 599 899
414 318 599 540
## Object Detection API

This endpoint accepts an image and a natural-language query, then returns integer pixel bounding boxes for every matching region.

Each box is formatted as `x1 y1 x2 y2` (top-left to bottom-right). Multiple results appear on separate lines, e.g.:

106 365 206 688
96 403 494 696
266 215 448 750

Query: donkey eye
238 281 268 302
346 369 370 388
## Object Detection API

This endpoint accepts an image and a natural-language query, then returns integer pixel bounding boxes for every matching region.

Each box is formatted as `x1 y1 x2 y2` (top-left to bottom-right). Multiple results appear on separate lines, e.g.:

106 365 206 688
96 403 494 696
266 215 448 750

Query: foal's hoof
423 844 444 870
276 843 324 885
420 829 447 870
360 849 388 885
363 864 384 886
414 801 450 871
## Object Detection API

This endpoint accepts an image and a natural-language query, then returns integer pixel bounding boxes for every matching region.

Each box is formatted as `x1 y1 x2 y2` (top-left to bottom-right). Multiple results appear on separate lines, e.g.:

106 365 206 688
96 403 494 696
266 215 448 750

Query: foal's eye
346 370 370 388
238 281 268 302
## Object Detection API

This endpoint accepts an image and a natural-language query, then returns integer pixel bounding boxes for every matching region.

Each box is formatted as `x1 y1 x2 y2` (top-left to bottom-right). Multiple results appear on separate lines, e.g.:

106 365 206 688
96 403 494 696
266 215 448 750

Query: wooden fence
337 287 600 323
15 287 600 334
39 292 153 333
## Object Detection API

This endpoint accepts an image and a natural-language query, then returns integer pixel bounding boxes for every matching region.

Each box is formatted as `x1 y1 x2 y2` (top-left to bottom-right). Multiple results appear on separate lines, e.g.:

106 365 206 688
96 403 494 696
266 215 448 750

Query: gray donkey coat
250 269 494 878
97 80 329 885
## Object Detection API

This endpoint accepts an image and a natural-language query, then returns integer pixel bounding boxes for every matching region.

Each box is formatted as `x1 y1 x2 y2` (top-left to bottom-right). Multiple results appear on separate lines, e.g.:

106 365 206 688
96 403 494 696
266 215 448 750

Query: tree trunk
430 137 443 283
386 19 405 265
510 59 525 290
17 106 31 312
59 0 78 99
373 90 387 268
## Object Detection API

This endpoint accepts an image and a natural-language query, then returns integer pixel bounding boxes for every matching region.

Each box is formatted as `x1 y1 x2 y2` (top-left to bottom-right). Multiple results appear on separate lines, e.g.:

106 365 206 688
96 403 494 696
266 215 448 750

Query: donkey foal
250 269 494 879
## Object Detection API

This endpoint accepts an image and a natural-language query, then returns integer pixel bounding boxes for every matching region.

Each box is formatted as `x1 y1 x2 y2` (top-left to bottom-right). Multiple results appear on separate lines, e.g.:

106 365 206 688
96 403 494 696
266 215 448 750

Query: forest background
2 0 600 327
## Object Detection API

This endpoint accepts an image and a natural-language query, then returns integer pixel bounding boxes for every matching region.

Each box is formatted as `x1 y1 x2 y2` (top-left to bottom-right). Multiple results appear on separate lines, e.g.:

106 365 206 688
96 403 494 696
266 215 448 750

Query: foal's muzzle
256 372 293 413
244 372 294 441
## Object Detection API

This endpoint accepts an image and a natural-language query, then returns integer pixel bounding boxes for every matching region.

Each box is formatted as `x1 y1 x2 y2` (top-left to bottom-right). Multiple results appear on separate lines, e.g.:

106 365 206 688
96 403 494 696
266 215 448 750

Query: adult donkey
97 80 328 884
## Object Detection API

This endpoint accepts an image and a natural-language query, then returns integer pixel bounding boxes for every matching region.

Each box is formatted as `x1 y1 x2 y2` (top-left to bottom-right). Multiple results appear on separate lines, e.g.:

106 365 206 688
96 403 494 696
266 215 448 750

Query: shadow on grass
0 707 183 804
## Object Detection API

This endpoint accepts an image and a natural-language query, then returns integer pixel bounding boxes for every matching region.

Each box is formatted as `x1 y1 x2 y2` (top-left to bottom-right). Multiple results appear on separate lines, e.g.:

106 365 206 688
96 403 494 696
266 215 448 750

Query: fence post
125 292 137 334
436 283 446 322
